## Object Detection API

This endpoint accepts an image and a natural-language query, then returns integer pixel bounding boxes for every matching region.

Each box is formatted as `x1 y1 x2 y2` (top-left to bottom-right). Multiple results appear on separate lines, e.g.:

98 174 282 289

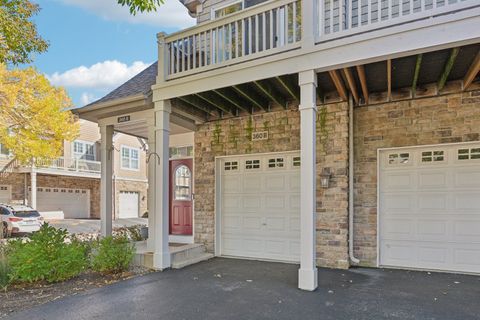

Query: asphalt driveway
5 258 480 320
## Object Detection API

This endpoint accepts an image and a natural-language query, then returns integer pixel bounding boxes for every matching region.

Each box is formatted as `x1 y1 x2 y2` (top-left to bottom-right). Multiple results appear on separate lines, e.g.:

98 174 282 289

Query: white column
100 124 114 237
146 116 156 252
30 171 37 209
152 100 171 270
298 70 318 291
302 0 318 49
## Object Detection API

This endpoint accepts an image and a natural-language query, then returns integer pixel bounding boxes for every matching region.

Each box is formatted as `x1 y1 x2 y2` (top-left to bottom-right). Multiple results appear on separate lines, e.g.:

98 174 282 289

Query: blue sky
30 0 195 107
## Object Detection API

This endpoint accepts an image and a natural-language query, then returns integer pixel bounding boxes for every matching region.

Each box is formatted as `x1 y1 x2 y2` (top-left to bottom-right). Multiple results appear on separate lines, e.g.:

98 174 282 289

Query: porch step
133 243 213 270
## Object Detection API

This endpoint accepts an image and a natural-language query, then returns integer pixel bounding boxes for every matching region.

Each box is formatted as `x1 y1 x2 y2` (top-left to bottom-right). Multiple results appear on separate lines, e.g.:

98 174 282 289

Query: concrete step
133 243 213 270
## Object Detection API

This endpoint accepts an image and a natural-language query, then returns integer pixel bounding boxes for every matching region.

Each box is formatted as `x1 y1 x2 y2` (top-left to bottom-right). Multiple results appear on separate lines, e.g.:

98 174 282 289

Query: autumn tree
0 64 79 165
0 0 48 65
117 0 164 14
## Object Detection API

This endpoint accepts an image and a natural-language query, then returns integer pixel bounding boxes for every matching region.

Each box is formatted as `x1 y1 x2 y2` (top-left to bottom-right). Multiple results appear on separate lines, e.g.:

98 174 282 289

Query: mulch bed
0 266 151 318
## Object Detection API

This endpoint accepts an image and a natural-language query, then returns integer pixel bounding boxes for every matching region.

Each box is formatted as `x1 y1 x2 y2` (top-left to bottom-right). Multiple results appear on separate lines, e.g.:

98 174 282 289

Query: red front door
169 159 193 235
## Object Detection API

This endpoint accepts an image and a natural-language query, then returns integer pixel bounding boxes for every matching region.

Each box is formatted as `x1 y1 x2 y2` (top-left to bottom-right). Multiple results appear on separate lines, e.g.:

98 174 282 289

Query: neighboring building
0 119 148 220
77 0 480 291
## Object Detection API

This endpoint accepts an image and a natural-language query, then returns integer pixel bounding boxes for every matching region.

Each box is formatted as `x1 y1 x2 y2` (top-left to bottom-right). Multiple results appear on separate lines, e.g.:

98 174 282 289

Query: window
174 165 191 201
245 159 260 170
0 143 9 157
169 146 193 159
268 157 284 168
224 161 238 171
73 140 95 161
293 156 301 167
458 148 480 160
422 150 444 162
388 153 410 165
121 146 140 170
213 1 243 19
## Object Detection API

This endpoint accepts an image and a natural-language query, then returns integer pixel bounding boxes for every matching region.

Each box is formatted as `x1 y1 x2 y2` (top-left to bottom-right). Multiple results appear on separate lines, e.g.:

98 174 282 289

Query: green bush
91 235 134 274
7 223 88 283
0 245 11 290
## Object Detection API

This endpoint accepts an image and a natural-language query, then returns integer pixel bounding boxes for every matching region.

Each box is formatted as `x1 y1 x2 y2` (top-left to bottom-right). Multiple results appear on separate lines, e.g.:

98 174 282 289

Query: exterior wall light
320 168 331 188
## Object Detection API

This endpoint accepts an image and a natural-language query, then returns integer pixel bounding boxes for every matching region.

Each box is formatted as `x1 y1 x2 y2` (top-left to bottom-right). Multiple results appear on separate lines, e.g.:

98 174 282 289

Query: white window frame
0 143 11 158
121 145 140 171
72 140 96 161
211 0 244 20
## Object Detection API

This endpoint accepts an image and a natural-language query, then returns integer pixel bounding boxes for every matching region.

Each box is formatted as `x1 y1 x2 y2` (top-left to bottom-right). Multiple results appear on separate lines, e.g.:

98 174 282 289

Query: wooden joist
328 69 347 101
356 65 369 104
463 50 480 90
275 76 299 101
387 59 392 101
177 96 217 117
343 67 359 104
232 85 268 111
253 80 287 109
411 54 423 95
195 93 233 115
213 89 251 114
438 47 459 91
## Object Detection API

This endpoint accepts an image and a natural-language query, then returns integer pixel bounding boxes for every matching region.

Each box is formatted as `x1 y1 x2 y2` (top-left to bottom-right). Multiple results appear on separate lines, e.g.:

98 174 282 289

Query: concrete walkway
48 218 147 234
5 258 480 320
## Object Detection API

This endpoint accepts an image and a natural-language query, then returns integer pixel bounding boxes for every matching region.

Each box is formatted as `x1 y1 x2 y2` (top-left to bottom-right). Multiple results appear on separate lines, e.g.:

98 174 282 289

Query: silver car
0 204 44 237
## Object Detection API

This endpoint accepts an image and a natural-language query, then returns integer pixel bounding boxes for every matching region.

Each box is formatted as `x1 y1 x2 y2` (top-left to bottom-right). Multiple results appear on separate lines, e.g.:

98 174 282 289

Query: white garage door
0 185 11 203
32 187 90 219
219 152 301 262
379 143 480 273
119 191 139 219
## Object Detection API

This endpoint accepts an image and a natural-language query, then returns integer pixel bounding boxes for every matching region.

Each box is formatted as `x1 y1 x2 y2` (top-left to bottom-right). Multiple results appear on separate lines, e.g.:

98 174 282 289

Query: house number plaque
117 115 131 123
251 131 269 141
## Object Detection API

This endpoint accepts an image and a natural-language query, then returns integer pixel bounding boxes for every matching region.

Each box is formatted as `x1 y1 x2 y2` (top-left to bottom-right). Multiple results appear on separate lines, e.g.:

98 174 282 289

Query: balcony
160 0 479 82
16 157 101 178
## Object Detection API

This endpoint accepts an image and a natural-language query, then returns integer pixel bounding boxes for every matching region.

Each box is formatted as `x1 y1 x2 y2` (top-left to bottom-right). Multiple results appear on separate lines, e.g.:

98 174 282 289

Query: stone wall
353 90 480 266
194 102 350 269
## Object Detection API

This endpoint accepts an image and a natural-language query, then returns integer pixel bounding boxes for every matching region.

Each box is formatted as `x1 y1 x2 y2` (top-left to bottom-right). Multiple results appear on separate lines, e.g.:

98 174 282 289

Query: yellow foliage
0 64 79 164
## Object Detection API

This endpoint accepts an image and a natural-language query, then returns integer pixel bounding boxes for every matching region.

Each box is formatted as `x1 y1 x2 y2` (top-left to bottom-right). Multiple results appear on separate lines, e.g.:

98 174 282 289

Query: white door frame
376 140 480 268
214 150 300 258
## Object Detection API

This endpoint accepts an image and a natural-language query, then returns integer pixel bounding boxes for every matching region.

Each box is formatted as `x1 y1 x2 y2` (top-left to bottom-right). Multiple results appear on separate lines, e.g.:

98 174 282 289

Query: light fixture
320 168 331 188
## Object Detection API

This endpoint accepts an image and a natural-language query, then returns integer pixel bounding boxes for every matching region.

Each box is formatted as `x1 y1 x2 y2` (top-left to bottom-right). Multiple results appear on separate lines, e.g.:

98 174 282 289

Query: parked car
0 204 44 238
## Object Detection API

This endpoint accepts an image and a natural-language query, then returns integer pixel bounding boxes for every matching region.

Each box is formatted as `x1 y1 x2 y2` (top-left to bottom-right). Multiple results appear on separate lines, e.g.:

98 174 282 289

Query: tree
117 0 165 15
0 64 79 165
0 0 49 65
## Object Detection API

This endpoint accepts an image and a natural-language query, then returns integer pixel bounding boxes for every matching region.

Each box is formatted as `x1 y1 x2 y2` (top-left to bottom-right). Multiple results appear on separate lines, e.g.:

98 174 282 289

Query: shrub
0 245 11 290
91 235 134 274
7 223 88 283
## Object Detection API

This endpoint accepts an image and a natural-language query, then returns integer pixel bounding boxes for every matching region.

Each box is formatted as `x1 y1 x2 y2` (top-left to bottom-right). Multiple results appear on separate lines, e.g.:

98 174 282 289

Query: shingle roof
85 61 158 107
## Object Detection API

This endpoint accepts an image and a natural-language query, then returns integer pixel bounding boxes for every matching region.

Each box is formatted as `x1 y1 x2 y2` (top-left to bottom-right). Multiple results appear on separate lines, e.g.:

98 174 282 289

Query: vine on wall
317 106 328 153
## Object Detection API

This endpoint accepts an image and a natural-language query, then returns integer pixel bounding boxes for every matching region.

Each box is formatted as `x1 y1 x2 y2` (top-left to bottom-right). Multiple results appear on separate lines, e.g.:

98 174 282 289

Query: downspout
349 94 360 264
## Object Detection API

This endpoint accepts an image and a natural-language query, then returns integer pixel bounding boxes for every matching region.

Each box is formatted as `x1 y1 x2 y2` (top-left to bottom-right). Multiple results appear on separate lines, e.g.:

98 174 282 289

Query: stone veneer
353 90 480 266
194 102 350 269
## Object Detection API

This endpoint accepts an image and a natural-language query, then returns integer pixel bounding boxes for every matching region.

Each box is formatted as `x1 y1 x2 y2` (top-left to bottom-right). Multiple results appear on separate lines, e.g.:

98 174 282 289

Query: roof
179 0 203 17
85 61 158 107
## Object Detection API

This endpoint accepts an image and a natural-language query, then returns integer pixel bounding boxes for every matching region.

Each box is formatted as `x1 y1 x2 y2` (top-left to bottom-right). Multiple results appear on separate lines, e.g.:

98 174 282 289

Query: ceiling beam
177 96 217 117
195 93 233 115
253 80 287 109
343 67 359 105
463 50 480 90
356 65 369 104
232 85 268 112
411 54 423 95
275 76 299 101
438 47 460 91
213 88 251 114
387 59 392 101
172 103 207 124
170 113 197 132
328 69 347 101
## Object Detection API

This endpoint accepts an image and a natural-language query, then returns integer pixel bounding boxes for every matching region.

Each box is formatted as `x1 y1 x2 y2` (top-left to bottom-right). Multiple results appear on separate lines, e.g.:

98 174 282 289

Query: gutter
349 94 360 265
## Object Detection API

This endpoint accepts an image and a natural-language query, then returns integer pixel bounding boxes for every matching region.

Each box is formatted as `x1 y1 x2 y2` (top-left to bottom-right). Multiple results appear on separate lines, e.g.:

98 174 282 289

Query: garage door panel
220 152 300 262
119 191 139 219
224 176 242 193
380 143 480 274
34 188 90 219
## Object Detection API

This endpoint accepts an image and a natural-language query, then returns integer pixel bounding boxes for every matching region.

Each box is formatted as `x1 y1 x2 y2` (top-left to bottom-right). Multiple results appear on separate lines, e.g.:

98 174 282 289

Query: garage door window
292 156 301 167
388 152 410 165
245 159 260 170
174 165 191 201
421 150 444 163
268 157 284 168
224 161 238 171
458 148 480 160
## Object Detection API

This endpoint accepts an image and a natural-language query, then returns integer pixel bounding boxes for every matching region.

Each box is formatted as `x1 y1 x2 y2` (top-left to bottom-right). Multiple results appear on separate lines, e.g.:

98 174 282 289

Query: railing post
302 0 318 48
157 32 168 83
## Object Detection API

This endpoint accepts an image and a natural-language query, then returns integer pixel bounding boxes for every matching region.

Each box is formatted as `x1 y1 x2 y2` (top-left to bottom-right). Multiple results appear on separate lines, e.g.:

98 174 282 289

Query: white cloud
58 0 195 29
47 60 150 89
80 92 96 106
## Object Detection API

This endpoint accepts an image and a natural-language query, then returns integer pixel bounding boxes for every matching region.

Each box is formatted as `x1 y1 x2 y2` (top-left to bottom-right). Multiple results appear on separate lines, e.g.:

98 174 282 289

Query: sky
30 0 195 107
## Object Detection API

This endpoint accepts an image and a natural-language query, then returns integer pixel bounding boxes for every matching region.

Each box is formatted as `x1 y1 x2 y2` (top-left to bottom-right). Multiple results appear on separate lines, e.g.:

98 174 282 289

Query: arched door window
174 165 191 201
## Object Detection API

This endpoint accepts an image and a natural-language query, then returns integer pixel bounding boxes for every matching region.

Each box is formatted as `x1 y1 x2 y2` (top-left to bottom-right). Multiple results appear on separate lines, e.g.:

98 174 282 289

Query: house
76 0 480 290
0 119 148 220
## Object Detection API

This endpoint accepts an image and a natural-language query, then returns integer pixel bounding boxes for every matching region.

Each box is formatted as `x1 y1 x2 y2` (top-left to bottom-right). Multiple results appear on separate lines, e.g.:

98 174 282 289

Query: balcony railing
162 0 477 79
36 157 101 175
317 0 477 42
165 0 302 79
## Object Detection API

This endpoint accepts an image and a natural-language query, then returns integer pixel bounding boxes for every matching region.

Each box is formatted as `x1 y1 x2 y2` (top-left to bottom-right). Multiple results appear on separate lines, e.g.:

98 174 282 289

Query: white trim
72 139 96 161
120 145 140 171
169 235 194 244
211 0 243 20
214 150 301 258
114 177 148 183
376 140 480 269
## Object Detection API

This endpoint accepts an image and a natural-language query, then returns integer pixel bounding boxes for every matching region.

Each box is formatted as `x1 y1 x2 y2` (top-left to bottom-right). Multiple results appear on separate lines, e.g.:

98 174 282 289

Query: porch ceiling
174 43 480 121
